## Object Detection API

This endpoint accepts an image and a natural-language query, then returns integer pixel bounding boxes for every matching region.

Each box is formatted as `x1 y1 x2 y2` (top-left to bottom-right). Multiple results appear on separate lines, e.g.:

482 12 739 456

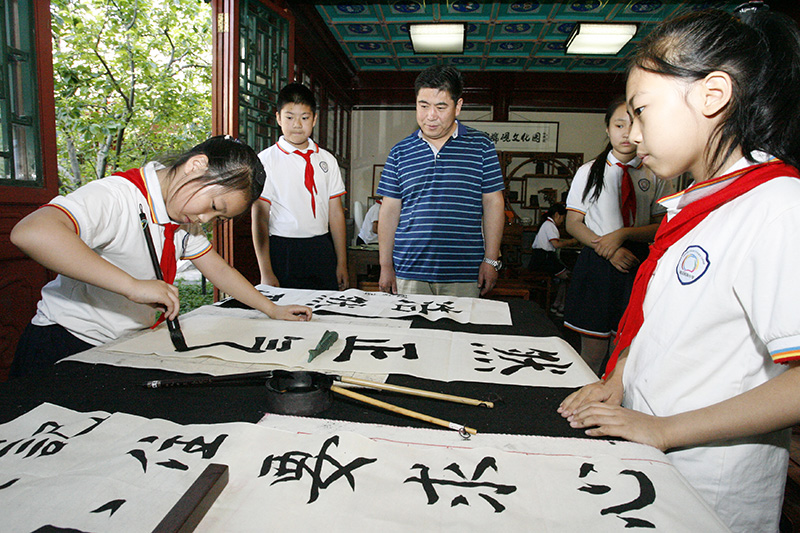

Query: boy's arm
10 206 181 319
250 201 279 286
328 196 348 290
566 360 800 452
191 249 311 321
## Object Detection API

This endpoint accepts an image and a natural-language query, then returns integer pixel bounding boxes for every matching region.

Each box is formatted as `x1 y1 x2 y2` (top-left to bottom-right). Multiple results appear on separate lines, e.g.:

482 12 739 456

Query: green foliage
176 279 214 315
51 0 212 192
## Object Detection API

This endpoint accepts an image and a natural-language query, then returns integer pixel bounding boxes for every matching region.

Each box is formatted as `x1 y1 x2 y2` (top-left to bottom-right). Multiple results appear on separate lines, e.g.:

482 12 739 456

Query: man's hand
379 266 397 294
478 262 499 296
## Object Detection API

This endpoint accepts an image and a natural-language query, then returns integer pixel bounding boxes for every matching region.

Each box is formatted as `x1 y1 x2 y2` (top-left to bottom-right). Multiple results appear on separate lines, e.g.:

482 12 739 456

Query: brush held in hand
139 209 189 352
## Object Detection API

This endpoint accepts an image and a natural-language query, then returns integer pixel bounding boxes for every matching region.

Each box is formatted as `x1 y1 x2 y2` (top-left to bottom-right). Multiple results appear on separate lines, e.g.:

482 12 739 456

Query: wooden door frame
0 0 59 380
210 0 294 291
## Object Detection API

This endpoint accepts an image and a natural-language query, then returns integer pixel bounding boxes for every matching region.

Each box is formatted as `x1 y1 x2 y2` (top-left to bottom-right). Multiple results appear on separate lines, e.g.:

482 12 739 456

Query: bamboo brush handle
330 385 477 435
339 376 494 408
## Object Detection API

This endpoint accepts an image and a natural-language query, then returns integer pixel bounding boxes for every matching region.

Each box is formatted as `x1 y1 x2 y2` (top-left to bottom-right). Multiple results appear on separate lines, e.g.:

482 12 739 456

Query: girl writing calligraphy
11 136 311 376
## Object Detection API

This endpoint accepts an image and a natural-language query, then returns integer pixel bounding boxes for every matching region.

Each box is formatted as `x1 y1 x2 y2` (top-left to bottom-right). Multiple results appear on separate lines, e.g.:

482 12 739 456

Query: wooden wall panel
0 0 59 380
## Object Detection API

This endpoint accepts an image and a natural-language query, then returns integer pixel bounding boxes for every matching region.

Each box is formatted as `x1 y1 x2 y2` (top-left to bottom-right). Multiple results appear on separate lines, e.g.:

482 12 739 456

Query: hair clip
734 0 769 14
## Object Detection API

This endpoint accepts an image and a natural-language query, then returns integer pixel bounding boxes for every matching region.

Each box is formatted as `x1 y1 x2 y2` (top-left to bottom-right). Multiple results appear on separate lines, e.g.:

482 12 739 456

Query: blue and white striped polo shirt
377 122 505 283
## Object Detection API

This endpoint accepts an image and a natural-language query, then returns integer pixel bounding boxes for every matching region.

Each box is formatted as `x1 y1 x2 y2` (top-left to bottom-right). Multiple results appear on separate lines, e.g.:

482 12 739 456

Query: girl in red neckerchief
562 95 668 375
10 136 311 377
559 6 800 532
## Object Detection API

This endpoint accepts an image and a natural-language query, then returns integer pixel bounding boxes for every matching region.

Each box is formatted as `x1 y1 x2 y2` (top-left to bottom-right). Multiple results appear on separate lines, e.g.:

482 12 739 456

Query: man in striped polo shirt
376 66 505 298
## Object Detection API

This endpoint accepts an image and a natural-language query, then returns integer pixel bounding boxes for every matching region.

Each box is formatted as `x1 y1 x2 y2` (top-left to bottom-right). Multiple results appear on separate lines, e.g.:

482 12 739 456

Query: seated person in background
356 198 381 245
529 203 578 315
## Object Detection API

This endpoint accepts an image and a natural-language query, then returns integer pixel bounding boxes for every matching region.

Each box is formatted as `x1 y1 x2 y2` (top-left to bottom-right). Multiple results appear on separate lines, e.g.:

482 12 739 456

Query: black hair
545 203 567 219
163 135 266 208
414 65 464 102
630 5 800 177
277 82 317 115
582 95 627 203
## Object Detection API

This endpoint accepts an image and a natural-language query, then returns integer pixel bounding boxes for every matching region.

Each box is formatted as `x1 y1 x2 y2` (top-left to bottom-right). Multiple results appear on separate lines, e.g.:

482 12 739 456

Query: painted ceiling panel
314 1 741 72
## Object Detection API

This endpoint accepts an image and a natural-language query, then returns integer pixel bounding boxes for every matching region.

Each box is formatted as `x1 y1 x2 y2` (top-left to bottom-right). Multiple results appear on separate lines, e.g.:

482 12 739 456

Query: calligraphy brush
142 370 274 389
333 375 494 408
142 369 493 408
139 209 190 352
329 385 478 436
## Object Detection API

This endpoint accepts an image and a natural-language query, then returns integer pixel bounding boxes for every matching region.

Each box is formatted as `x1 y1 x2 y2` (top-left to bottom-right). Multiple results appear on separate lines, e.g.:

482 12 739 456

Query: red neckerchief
277 140 320 217
617 162 636 227
115 168 179 285
605 160 800 377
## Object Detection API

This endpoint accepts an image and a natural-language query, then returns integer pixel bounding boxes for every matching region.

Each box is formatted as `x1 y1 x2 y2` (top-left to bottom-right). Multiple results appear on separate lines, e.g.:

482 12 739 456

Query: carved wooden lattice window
238 0 291 151
0 0 42 186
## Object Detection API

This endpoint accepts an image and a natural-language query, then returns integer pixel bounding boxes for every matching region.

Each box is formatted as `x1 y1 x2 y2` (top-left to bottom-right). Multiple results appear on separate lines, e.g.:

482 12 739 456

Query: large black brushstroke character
185 335 302 353
471 342 572 375
577 462 657 528
127 433 228 473
259 435 377 504
333 335 418 362
405 456 517 512
392 298 462 316
0 416 108 492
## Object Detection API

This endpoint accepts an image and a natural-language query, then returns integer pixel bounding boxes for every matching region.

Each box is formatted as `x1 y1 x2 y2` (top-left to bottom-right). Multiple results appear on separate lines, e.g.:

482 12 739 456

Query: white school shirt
531 217 559 252
257 136 346 238
357 201 381 244
622 153 800 533
32 162 212 345
566 153 667 236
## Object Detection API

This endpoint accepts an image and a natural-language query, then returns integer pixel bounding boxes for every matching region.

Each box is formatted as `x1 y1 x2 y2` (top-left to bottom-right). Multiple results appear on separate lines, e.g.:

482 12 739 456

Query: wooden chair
358 280 380 292
516 270 554 311
485 280 530 301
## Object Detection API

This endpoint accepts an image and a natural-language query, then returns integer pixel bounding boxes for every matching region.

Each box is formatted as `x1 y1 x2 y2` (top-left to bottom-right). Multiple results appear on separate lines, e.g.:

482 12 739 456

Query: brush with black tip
139 208 190 352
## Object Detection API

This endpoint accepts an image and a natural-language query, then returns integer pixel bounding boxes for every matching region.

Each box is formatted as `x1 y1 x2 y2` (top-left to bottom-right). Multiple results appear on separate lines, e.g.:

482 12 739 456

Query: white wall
348 107 608 215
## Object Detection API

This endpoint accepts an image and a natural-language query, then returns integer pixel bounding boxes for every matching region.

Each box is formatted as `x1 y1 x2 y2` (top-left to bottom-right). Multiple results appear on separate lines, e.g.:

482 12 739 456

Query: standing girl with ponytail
562 96 668 375
560 6 800 531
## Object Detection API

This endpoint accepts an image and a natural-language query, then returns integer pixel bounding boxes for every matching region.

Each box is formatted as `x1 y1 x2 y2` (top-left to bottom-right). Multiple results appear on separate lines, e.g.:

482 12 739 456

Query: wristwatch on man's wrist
482 257 503 272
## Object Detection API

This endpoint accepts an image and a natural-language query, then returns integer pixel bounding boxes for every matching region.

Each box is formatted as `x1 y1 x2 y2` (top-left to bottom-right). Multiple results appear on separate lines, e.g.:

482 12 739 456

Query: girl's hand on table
270 305 312 321
558 378 623 419
565 402 671 451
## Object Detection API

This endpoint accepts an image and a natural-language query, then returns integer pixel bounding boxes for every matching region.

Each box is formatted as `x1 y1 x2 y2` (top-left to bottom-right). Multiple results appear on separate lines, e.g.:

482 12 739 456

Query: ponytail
582 144 612 203
582 94 626 203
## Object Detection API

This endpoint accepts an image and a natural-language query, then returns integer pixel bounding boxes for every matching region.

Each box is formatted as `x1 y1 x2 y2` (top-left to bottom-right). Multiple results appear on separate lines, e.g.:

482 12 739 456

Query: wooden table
347 244 379 289
0 297 730 532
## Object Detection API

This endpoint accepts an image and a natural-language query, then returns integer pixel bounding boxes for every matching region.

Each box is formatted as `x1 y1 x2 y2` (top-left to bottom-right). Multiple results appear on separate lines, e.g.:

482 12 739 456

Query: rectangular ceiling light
409 23 466 54
565 23 637 55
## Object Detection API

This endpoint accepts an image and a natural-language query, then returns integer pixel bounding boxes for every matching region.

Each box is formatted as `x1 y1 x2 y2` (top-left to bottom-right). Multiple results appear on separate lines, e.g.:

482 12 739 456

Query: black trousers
11 323 94 378
270 233 339 290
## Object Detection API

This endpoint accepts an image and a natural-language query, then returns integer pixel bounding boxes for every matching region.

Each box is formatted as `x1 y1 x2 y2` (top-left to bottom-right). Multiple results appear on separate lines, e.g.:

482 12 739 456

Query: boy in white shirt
251 83 348 290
